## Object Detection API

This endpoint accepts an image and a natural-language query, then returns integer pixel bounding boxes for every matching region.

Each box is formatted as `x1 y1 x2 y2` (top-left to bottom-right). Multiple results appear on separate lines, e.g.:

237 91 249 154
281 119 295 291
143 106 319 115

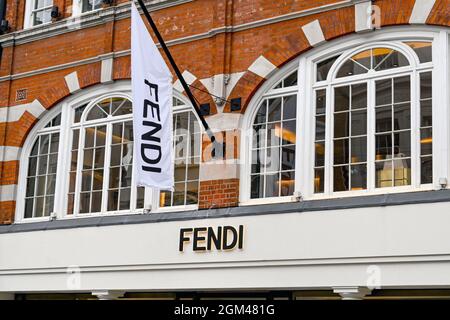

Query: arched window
250 70 298 199
313 42 433 195
24 114 61 218
68 96 145 215
18 84 201 220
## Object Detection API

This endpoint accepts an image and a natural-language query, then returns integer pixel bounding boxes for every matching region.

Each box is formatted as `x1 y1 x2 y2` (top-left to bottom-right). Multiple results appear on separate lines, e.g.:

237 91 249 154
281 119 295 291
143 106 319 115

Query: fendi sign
179 225 244 252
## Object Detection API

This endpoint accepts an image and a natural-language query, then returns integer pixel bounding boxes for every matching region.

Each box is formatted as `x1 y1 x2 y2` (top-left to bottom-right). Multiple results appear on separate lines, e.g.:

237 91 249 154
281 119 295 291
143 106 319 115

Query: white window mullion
324 84 333 195
296 57 309 198
411 71 420 188
73 125 86 216
367 79 376 191
102 121 113 213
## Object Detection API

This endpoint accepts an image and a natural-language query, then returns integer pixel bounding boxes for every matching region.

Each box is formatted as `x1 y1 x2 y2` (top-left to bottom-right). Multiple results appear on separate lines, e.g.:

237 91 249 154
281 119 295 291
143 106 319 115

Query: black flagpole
135 0 220 149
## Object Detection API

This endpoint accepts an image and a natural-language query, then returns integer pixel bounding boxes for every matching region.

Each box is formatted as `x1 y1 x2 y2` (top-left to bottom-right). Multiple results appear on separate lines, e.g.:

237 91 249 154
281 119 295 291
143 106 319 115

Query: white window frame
240 26 450 205
15 81 199 222
24 0 54 29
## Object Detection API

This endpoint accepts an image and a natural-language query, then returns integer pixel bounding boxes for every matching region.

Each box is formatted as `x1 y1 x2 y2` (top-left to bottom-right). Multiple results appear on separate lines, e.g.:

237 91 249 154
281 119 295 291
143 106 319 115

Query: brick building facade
0 0 449 299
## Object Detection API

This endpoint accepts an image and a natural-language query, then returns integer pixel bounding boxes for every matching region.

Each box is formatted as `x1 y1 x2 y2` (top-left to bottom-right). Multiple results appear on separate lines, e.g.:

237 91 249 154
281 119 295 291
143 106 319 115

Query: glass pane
352 49 372 69
95 126 106 147
112 123 123 144
421 156 433 184
121 166 132 188
92 169 103 190
267 122 281 147
28 156 37 176
34 197 44 217
337 59 368 78
316 56 339 81
50 133 59 153
160 191 171 207
97 99 111 115
394 76 410 103
108 190 119 211
394 131 411 158
67 194 74 215
315 115 326 141
175 112 189 133
420 72 432 99
111 98 126 115
72 129 79 150
315 142 325 167
26 177 35 197
283 71 298 87
174 163 186 182
351 83 367 109
280 171 295 196
265 173 280 198
94 147 105 168
186 181 199 205
83 149 93 170
374 48 409 70
334 139 349 165
250 175 263 199
267 98 282 122
85 128 95 148
69 172 76 192
351 137 366 163
281 146 295 171
283 95 297 120
119 188 131 210
252 124 266 149
334 86 350 112
109 167 120 188
394 104 410 131
46 174 56 195
351 110 367 136
187 161 200 181
31 140 39 156
420 128 433 155
123 121 133 143
314 168 324 193
86 105 107 121
74 105 87 123
406 42 432 63
334 166 349 191
39 135 50 154
334 112 349 138
251 149 263 174
421 99 432 127
136 187 145 209
44 196 54 216
351 164 366 190
70 151 78 171
394 159 411 186
316 90 326 115
25 198 34 218
376 134 392 160
376 161 392 188
254 102 267 124
38 155 48 175
81 171 92 191
376 106 392 133
281 120 296 145
91 192 102 213
376 79 392 106
79 192 91 213
173 183 185 206
266 147 280 172
110 145 122 166
36 175 46 196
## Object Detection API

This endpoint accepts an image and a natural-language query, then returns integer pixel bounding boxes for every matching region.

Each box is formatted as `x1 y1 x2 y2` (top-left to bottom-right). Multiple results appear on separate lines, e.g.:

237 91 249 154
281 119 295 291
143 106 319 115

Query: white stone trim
199 160 240 181
0 184 16 202
302 19 326 47
0 147 21 162
409 0 436 24
355 1 373 33
248 56 277 79
173 70 197 92
100 58 114 83
0 99 46 123
64 72 81 94
205 112 242 132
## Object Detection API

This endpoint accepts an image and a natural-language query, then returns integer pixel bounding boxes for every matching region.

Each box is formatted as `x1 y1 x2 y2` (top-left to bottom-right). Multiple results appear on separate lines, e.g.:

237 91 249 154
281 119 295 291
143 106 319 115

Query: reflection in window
405 42 432 63
160 104 201 207
30 0 53 26
69 97 144 215
251 93 297 199
24 115 60 218
420 72 433 184
336 48 409 78
82 0 103 13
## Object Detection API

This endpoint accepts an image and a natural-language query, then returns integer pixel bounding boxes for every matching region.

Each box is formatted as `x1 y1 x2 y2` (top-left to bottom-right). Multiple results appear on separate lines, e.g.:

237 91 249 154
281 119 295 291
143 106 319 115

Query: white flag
131 2 174 190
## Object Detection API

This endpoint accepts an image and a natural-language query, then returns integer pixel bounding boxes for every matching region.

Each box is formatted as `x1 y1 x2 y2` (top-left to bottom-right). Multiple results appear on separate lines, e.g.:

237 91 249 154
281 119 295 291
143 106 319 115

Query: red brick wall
0 0 448 223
